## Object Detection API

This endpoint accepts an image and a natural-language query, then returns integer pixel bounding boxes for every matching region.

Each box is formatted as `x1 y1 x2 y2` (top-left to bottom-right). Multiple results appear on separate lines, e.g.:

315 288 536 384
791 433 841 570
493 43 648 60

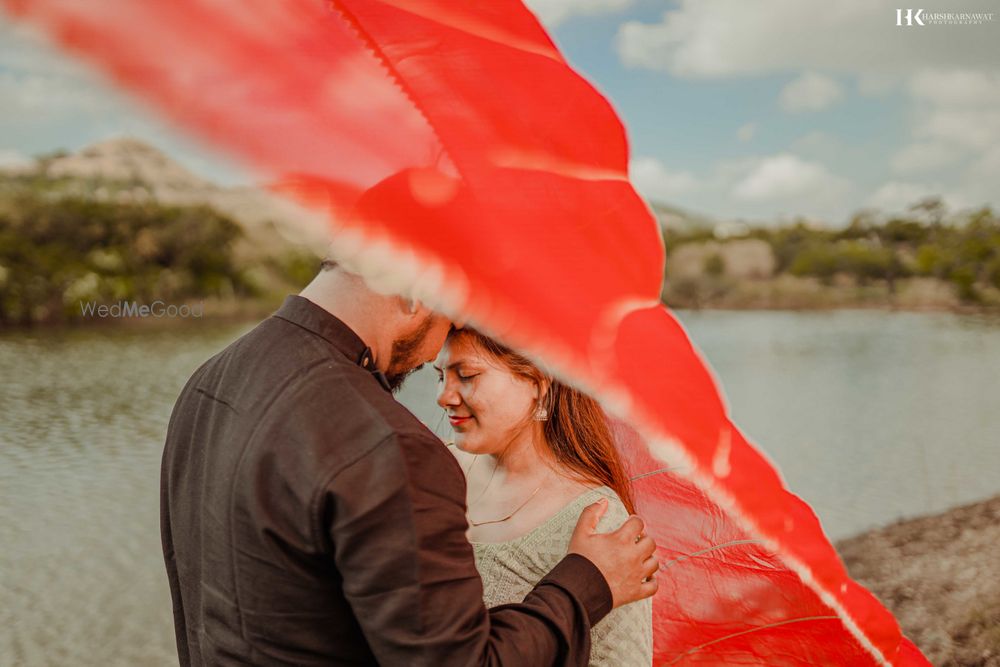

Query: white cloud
919 108 1000 151
523 0 632 27
0 149 32 169
911 71 1000 154
0 71 112 117
614 0 994 78
0 19 122 122
653 153 857 224
734 153 846 201
951 144 1000 208
630 156 699 202
857 72 898 97
613 2 1000 217
873 150 998 214
890 69 1000 189
0 15 253 185
779 72 843 113
624 153 861 224
737 122 756 142
789 131 842 157
866 181 943 212
909 69 1000 108
890 141 963 174
0 20 89 77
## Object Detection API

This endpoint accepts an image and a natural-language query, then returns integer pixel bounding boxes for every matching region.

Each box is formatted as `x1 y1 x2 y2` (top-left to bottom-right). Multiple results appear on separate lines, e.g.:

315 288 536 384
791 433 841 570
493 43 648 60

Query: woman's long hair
450 328 636 514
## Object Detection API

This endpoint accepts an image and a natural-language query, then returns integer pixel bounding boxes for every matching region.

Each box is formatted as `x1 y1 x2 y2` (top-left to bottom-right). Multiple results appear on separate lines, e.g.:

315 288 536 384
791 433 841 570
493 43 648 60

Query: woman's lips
449 415 472 427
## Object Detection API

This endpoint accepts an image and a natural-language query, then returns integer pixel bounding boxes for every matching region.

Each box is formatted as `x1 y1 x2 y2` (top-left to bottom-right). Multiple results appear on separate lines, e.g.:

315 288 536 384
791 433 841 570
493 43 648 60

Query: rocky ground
837 495 1000 666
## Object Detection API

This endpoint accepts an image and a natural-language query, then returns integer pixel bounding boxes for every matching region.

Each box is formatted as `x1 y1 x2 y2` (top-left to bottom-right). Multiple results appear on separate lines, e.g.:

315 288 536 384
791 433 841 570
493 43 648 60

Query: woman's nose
436 377 459 408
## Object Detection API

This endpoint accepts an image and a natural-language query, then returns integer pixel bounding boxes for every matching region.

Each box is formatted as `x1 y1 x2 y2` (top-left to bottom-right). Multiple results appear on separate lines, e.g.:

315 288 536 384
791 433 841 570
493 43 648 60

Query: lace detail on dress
472 487 653 667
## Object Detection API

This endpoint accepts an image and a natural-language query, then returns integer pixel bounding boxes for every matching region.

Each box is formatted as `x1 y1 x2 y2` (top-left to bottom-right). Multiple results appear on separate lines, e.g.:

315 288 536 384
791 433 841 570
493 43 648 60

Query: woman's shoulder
545 484 630 535
588 486 632 534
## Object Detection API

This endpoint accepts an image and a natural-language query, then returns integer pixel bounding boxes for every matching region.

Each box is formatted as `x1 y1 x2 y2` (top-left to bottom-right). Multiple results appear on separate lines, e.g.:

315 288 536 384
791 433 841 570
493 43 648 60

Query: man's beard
385 314 435 393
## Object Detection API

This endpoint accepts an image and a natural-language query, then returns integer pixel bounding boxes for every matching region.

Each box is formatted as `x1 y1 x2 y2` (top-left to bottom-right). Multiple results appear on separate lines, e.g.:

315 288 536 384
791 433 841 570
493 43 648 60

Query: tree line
664 199 1000 305
0 192 318 326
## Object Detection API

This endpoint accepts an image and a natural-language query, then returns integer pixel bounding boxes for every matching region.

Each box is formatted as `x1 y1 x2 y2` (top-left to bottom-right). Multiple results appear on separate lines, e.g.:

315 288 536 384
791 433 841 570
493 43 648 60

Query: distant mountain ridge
2 137 329 257
3 137 727 243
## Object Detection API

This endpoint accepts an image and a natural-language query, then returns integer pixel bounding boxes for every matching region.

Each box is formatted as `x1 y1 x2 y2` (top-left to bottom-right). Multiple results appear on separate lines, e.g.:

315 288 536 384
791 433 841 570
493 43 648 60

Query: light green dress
471 486 653 666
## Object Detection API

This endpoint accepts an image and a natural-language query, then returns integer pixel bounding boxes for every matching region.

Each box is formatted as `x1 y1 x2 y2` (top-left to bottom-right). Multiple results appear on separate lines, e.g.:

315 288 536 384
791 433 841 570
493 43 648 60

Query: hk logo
896 8 925 25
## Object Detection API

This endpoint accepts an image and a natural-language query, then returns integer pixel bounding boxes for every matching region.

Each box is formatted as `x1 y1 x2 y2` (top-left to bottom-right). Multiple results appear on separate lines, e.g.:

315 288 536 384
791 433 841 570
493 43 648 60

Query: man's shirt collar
273 295 391 391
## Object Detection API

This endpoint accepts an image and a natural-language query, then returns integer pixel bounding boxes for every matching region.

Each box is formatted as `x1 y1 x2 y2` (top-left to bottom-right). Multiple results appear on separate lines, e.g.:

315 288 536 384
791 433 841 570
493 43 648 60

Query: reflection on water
671 310 1000 539
2 310 999 665
0 322 256 667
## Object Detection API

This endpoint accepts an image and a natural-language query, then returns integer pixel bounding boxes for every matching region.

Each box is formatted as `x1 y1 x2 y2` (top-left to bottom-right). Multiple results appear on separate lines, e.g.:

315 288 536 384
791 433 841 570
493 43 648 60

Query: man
161 260 659 666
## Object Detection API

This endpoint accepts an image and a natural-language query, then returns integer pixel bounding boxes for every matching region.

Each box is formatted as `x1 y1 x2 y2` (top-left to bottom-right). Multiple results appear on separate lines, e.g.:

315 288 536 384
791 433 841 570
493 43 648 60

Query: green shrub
703 253 725 277
0 194 253 325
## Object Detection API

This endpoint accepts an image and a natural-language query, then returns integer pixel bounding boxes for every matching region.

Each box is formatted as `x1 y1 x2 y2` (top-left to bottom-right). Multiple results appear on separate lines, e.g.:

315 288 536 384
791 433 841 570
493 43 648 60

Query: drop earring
533 399 548 422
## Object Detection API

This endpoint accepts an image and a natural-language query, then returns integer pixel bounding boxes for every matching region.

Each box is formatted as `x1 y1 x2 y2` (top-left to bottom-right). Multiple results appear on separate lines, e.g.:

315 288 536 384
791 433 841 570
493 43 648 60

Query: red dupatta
2 1 929 663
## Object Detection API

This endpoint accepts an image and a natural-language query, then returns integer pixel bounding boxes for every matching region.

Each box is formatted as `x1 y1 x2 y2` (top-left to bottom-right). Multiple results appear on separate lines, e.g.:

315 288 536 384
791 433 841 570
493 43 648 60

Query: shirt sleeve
321 429 613 667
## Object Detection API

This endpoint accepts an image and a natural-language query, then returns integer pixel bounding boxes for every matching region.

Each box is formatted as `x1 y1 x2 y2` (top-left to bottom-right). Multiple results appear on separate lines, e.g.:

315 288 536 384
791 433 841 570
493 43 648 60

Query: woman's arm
588 597 653 667
588 493 654 666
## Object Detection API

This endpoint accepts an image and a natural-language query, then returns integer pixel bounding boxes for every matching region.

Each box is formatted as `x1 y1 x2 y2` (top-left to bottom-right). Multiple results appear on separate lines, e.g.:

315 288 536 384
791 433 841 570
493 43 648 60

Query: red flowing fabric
3 0 930 664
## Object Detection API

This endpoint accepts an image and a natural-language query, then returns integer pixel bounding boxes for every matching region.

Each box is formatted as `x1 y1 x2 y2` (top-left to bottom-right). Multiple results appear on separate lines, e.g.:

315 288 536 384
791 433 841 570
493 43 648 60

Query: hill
3 137 329 258
0 138 328 326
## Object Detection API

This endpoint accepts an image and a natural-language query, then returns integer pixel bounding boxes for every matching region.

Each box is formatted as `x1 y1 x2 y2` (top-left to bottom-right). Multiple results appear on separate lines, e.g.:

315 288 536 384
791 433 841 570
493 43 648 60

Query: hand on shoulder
568 499 659 609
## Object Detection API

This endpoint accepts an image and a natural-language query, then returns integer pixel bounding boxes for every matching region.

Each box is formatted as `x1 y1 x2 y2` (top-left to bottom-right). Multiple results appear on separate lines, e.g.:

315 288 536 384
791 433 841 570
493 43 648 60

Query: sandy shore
836 495 1000 666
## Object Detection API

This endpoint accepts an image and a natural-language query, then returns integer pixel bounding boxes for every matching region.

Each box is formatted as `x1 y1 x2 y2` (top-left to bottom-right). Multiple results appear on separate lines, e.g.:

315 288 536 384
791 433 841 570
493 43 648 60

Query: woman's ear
535 377 552 402
397 295 421 315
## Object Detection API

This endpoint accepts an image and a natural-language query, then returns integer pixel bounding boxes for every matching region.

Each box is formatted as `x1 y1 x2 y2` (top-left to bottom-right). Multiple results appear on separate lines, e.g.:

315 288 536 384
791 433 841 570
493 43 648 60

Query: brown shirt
160 295 612 666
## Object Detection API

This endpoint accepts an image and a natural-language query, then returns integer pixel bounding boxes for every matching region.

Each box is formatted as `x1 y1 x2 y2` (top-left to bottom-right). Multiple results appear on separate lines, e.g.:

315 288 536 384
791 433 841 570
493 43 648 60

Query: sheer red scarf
3 0 929 663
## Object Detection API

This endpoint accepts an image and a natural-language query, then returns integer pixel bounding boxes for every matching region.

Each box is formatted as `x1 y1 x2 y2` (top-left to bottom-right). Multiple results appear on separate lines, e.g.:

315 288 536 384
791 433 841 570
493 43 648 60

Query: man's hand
567 498 659 608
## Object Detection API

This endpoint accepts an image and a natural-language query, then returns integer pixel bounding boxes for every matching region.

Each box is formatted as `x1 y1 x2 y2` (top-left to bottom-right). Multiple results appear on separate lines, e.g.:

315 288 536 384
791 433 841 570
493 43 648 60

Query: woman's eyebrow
432 361 475 372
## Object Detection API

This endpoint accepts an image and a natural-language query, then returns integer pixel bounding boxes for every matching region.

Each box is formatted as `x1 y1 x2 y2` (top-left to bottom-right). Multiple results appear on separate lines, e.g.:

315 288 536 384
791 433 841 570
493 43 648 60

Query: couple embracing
161 259 658 666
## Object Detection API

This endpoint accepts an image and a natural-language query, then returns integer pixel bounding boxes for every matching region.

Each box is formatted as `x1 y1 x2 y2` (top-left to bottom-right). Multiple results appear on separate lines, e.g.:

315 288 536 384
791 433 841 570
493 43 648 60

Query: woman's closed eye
434 370 477 383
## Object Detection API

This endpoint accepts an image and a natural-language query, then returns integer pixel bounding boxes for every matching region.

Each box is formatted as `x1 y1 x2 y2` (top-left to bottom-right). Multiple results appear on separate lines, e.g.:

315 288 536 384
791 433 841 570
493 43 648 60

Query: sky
1 0 998 226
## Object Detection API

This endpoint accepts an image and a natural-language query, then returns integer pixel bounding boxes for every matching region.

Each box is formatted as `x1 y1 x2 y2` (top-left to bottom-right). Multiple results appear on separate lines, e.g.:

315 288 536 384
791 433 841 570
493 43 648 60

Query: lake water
2 309 998 665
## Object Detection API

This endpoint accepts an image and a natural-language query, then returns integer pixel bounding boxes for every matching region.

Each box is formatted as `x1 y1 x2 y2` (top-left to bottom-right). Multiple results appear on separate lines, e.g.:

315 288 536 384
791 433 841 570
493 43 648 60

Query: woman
434 327 653 666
